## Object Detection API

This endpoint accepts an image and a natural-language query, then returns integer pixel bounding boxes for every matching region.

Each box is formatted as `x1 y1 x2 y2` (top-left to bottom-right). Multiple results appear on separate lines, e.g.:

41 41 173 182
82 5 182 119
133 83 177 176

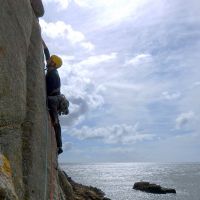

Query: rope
43 41 48 199
44 113 57 200
43 109 49 200
44 46 49 200
50 124 54 200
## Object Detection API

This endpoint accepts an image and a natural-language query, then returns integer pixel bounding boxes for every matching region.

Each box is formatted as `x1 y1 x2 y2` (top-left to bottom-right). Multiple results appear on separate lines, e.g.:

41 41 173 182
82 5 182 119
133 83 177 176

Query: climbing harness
58 94 69 115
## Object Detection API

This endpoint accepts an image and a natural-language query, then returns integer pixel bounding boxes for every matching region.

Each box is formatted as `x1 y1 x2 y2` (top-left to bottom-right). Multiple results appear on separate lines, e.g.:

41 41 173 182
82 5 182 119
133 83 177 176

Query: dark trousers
48 96 62 148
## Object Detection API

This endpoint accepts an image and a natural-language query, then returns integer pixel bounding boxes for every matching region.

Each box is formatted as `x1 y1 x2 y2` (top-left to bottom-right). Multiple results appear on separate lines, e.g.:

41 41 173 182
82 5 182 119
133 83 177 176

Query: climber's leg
54 122 63 154
47 96 63 154
47 96 58 125
54 123 62 148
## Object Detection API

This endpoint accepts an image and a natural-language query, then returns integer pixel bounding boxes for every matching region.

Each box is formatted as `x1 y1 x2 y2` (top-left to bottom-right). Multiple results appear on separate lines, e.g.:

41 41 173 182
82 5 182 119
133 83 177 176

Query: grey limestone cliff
0 0 67 199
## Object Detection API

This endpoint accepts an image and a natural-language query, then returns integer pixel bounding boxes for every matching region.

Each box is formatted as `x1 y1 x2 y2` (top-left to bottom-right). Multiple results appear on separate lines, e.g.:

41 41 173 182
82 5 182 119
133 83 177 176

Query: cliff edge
0 0 57 199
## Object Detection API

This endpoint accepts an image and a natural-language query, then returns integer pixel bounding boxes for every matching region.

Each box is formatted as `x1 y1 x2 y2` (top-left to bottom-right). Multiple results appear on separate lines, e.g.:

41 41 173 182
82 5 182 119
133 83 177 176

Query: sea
61 163 200 200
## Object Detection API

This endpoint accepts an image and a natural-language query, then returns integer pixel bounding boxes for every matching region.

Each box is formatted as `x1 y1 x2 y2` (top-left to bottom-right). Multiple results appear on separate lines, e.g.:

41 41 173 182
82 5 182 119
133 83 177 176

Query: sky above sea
40 0 200 163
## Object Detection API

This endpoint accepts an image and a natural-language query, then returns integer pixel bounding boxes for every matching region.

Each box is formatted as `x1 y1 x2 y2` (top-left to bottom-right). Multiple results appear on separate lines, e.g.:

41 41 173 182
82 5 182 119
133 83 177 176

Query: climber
43 40 63 155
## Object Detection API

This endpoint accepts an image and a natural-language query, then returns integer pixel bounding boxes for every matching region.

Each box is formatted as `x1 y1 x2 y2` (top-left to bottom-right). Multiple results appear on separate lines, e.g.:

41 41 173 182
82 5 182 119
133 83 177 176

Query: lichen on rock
0 153 18 200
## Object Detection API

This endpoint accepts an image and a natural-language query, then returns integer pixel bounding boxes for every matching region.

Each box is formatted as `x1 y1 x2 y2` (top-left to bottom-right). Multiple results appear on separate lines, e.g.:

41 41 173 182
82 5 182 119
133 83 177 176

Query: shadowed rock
133 182 176 194
62 171 112 200
30 0 44 17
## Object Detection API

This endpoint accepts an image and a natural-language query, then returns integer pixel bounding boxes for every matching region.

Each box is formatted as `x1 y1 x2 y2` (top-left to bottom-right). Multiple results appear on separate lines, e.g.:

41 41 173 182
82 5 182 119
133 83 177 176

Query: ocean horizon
61 162 200 200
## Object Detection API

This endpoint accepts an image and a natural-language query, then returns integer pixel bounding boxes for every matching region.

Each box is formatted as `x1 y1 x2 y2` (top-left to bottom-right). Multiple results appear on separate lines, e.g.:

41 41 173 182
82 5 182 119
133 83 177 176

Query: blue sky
40 0 200 163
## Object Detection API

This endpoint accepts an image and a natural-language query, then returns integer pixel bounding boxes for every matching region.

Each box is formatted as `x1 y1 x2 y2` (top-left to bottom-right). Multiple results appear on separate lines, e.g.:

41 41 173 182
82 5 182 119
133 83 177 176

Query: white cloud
40 20 68 39
73 0 90 7
40 19 84 42
63 142 73 151
44 0 147 22
126 54 152 66
123 54 156 80
73 0 147 26
105 82 143 92
66 25 85 44
194 81 200 86
69 124 155 144
60 89 105 126
175 111 195 129
63 96 89 126
57 51 119 127
40 19 94 51
43 0 71 10
162 91 181 100
80 42 95 51
76 53 117 67
60 55 75 61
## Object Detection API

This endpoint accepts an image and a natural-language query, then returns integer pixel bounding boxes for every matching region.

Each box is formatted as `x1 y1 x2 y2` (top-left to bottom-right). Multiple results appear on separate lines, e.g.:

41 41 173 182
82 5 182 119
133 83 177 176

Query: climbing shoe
58 147 63 155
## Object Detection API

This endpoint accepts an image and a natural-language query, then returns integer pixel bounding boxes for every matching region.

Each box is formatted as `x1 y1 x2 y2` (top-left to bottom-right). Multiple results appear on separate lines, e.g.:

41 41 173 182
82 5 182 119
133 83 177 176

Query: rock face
0 1 65 199
0 1 110 200
30 0 45 17
133 182 176 194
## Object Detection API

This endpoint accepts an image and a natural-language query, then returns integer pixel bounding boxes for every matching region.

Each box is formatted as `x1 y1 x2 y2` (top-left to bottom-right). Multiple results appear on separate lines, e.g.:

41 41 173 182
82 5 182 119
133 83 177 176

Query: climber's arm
42 40 50 61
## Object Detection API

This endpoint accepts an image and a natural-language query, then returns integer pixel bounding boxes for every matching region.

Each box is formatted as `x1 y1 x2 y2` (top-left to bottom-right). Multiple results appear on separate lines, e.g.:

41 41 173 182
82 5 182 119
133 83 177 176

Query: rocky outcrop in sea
133 181 176 194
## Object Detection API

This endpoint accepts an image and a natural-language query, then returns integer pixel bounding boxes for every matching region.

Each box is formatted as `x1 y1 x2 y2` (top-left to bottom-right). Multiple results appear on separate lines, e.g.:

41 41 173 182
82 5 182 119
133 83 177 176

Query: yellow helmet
50 55 63 68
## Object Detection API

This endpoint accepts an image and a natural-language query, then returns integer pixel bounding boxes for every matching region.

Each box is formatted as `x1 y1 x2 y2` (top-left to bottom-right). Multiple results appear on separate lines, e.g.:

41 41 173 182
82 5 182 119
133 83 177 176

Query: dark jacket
44 47 61 96
46 69 61 96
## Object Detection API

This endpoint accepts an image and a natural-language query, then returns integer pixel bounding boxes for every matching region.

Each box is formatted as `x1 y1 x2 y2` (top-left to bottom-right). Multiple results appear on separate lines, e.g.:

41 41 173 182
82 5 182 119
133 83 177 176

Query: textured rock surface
0 0 58 199
1 1 34 199
30 0 45 17
0 154 18 200
133 181 176 194
64 172 111 200
0 1 110 200
58 170 74 200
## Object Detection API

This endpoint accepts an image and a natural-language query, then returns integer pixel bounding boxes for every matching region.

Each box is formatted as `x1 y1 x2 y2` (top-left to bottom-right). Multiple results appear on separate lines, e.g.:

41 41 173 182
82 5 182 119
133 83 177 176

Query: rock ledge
62 171 111 200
